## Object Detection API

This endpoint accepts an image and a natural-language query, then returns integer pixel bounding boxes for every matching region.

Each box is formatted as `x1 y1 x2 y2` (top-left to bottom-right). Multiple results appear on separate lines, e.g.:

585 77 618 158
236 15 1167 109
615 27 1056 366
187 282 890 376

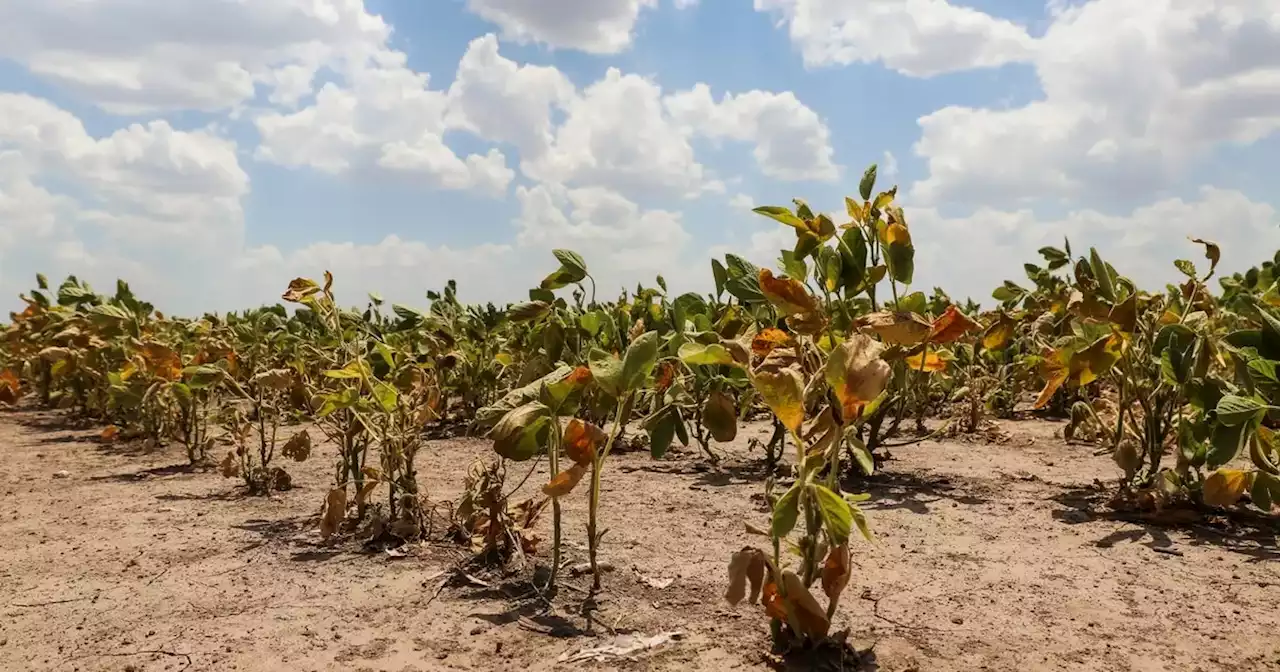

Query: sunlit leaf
826 335 891 421
772 481 802 537
753 367 806 433
904 350 947 373
928 305 978 344
759 269 818 315
1202 468 1248 507
543 463 589 498
859 311 930 346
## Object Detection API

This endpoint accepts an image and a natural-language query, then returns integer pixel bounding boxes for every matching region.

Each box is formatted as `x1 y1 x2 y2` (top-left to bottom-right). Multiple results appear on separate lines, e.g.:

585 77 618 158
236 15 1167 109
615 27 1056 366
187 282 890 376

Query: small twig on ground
84 649 193 672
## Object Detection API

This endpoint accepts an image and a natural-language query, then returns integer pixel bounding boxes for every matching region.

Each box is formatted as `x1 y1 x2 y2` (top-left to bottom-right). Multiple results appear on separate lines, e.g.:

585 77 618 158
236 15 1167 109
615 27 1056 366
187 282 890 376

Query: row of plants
2 162 1276 653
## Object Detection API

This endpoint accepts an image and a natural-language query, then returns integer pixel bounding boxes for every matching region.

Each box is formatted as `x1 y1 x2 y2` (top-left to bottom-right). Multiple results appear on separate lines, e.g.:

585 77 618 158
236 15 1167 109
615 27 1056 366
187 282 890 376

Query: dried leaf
564 418 606 466
100 426 120 443
781 571 831 638
725 547 766 606
904 350 947 373
703 391 738 442
826 335 891 421
759 269 818 315
928 305 978 344
219 451 239 479
543 463 589 498
320 487 347 540
859 311 930 346
821 543 852 609
281 430 311 462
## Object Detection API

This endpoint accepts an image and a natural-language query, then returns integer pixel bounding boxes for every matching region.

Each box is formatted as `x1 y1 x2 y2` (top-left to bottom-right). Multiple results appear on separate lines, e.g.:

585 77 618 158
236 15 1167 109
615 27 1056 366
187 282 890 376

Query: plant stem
588 393 630 591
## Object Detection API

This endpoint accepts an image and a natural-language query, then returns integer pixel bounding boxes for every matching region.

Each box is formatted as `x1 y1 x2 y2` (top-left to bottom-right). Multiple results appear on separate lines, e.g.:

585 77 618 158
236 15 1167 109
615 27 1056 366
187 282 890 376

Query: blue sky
1 0 1277 313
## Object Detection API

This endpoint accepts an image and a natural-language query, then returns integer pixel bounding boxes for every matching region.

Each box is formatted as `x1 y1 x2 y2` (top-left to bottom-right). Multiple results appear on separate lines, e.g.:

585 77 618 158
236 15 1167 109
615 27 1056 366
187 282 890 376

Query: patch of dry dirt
1 406 1278 672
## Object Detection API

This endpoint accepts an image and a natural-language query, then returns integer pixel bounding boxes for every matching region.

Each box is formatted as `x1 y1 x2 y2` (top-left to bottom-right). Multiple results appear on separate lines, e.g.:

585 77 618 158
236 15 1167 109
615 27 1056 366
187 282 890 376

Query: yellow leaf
759 269 818 316
905 351 947 373
981 314 1016 351
100 426 120 443
928 305 978 344
752 367 805 433
1203 469 1249 507
751 328 795 359
1033 350 1069 410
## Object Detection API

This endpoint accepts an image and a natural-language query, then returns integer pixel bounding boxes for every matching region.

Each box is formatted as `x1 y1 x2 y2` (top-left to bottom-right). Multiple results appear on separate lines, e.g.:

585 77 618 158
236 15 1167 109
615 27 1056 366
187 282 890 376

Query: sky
0 0 1278 314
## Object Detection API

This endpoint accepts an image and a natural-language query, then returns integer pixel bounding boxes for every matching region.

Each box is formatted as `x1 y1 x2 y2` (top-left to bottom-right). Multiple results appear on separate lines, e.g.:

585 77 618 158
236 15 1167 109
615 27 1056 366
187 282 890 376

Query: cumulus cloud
462 0 658 54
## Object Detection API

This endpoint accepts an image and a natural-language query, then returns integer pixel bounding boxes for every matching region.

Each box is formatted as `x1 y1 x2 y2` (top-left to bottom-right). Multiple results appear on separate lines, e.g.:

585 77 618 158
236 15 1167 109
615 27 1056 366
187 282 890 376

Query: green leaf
490 401 552 461
1208 419 1252 468
859 164 877 201
779 250 808 281
182 365 224 389
711 259 728 298
1174 259 1197 278
809 484 853 546
1251 471 1278 511
621 331 660 391
372 381 398 412
508 300 551 322
588 349 625 397
838 227 867 293
845 432 874 476
678 342 735 367
1216 395 1267 426
772 482 802 538
579 310 605 336
752 206 806 229
553 249 588 278
647 407 677 458
1089 248 1115 301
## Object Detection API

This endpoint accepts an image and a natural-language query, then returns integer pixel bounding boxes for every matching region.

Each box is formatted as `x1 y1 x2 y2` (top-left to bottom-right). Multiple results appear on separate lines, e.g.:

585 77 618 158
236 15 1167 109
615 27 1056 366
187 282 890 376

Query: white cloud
445 35 576 157
665 84 840 182
254 47 513 195
0 0 389 114
911 0 1280 209
754 0 1035 75
908 186 1280 303
729 193 756 210
882 150 899 178
463 0 657 54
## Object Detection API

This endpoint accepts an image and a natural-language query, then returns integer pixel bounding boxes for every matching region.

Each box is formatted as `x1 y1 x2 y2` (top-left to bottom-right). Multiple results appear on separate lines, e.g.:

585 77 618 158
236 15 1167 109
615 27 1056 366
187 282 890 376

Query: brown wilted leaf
269 467 292 491
785 311 827 336
821 544 851 609
759 269 818 315
725 547 766 606
564 418 605 466
928 305 978 344
1033 349 1069 410
543 463 589 498
826 334 891 421
282 277 319 303
281 430 311 461
0 369 21 405
781 571 831 638
981 313 1016 351
654 361 676 393
219 451 239 479
859 311 930 346
140 342 182 381
100 425 120 443
703 391 738 443
320 487 348 540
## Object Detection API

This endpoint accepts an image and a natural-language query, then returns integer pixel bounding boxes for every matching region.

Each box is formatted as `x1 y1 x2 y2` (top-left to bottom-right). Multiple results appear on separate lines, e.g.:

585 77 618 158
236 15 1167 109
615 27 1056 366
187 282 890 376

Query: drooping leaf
725 548 767 606
821 544 852 610
753 205 807 229
928 305 978 344
751 328 795 359
703 391 738 442
780 571 831 639
489 402 552 461
904 350 947 373
563 418 606 466
825 335 891 421
1189 237 1220 278
543 463 589 498
859 164 877 201
809 483 853 545
772 481 802 537
759 269 818 315
621 331 660 391
859 311 930 346
1202 469 1248 507
1216 395 1267 426
753 367 806 433
678 342 736 367
281 430 311 462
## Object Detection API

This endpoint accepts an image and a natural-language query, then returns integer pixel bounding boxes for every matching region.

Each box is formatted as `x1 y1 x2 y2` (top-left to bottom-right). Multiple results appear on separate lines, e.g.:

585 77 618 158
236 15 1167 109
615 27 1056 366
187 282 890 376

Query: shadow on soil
853 470 990 514
1052 486 1280 561
89 463 208 483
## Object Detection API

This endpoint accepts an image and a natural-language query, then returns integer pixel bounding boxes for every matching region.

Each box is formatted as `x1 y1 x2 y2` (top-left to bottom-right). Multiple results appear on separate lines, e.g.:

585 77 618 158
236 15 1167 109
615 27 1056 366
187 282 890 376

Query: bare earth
1 405 1278 672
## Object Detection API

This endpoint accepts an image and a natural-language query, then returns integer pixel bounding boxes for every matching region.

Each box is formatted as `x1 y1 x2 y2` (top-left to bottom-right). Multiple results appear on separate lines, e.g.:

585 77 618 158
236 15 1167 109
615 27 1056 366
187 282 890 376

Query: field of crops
2 167 1279 671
